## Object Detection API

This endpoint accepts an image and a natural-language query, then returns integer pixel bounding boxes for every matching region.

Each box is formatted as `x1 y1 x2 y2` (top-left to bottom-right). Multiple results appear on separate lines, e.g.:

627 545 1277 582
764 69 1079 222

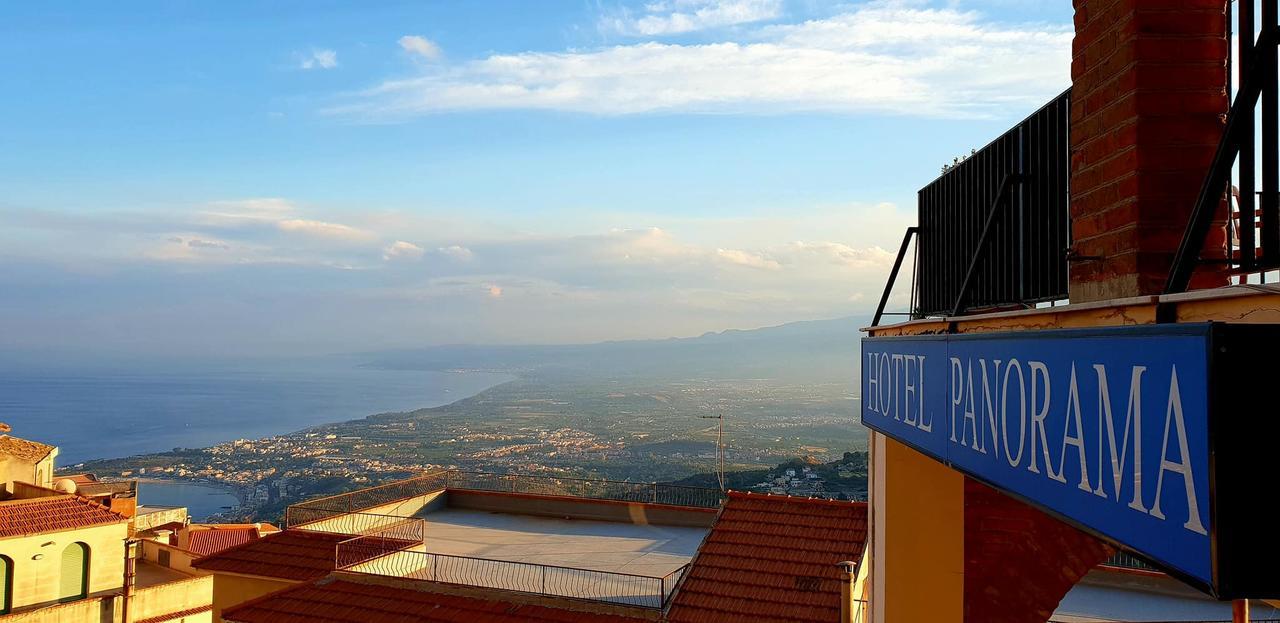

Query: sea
0 356 513 466
137 480 242 521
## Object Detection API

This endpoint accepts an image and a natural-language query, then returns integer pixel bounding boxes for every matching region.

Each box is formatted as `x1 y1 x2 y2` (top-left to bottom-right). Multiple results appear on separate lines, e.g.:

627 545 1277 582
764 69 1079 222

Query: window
58 543 89 602
1 554 13 614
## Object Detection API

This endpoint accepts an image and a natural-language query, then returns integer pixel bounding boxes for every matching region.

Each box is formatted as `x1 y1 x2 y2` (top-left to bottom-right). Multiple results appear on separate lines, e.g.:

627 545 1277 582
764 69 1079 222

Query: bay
0 356 513 465
138 480 241 522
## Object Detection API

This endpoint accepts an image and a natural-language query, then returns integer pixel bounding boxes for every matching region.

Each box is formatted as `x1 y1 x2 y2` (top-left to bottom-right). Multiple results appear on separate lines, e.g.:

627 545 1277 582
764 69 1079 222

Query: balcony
283 470 720 610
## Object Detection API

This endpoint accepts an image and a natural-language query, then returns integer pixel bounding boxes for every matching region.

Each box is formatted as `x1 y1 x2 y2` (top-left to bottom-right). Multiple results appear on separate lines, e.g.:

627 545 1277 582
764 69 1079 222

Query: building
186 469 870 623
0 428 214 622
0 431 56 495
861 1 1280 621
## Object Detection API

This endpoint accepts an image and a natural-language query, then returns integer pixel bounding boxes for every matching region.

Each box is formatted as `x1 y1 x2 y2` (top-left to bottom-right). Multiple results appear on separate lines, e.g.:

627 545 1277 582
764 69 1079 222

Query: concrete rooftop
412 508 706 578
135 560 193 589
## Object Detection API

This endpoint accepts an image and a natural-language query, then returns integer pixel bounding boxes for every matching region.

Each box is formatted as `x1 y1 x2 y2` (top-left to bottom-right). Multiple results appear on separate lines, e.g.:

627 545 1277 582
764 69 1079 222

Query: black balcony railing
1168 0 1280 291
874 89 1071 324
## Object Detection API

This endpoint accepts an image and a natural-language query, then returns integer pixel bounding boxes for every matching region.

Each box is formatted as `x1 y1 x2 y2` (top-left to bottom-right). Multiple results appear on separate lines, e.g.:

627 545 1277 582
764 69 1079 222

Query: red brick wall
1069 0 1230 302
963 479 1116 623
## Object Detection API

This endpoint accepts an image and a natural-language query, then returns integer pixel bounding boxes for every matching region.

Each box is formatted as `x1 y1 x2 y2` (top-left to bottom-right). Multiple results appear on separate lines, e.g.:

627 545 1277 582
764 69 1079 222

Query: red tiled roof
187 526 261 557
134 605 214 623
666 491 869 623
0 494 128 538
0 434 55 462
222 576 653 623
192 529 350 581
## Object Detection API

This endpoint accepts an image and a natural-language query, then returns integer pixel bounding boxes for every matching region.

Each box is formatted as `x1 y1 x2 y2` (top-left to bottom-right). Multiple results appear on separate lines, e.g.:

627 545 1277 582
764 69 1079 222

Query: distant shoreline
36 368 517 466
74 376 520 511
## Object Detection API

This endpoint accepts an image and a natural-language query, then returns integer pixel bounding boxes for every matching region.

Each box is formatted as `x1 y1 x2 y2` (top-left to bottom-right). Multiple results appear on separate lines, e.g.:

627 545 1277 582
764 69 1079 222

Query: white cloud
399 35 442 60
332 1 1069 119
788 241 895 268
209 197 295 213
384 240 425 261
299 49 338 70
195 198 375 246
715 247 780 270
604 0 783 36
277 218 374 241
437 245 474 261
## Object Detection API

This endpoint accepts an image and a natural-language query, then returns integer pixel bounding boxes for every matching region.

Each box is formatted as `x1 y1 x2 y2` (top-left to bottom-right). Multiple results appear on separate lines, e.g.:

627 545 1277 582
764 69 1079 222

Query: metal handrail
445 470 724 508
286 469 724 526
336 545 690 610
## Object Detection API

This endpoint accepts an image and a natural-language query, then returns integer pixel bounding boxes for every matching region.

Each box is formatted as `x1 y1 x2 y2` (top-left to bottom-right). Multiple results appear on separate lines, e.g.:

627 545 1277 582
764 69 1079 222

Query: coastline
40 368 517 467
75 375 520 514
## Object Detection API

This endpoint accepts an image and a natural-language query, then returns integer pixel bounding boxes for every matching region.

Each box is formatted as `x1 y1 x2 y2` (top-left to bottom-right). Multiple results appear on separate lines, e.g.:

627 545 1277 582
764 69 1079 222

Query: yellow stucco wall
209 573 295 623
0 521 128 611
130 575 213 622
0 576 213 623
1 454 55 496
870 434 963 623
0 594 116 622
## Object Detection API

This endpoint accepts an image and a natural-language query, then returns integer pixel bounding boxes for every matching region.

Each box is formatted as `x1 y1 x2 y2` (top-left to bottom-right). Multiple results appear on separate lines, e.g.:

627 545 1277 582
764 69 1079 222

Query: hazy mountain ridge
359 316 867 383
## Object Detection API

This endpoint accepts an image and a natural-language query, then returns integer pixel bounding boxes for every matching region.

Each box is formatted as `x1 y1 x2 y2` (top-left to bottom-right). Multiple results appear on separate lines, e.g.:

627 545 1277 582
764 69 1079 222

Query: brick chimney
1069 0 1231 302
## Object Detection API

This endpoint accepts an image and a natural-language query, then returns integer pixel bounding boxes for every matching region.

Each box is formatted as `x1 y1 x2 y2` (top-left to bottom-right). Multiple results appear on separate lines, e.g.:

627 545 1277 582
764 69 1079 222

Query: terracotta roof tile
222 577 653 623
192 529 351 581
187 526 261 557
0 494 128 538
666 491 868 623
0 434 55 462
191 527 422 581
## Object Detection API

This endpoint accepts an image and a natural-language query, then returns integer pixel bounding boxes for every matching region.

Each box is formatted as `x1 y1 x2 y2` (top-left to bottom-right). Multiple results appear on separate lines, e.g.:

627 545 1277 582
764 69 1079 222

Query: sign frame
860 322 1280 599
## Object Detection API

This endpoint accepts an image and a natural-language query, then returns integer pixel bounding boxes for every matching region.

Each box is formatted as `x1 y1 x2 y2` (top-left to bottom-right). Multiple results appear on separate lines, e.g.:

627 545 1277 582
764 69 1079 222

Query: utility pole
699 414 725 491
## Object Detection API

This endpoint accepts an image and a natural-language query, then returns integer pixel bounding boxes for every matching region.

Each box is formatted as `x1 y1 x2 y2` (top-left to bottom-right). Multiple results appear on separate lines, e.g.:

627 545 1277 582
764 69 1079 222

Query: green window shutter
58 543 88 602
1 555 13 614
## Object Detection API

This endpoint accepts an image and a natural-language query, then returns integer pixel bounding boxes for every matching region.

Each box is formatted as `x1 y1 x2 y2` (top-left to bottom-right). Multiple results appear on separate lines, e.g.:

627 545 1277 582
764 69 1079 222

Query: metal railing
337 546 689 610
286 469 723 526
288 470 451 522
291 508 425 535
1101 550 1158 572
874 89 1071 324
1168 0 1280 291
334 519 426 568
445 470 724 508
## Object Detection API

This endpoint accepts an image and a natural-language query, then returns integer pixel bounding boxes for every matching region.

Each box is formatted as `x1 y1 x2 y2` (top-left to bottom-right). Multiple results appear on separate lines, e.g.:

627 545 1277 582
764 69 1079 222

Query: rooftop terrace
255 471 722 609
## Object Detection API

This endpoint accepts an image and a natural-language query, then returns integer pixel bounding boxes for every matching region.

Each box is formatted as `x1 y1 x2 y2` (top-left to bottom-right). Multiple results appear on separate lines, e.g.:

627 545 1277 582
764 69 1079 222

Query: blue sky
0 0 1072 358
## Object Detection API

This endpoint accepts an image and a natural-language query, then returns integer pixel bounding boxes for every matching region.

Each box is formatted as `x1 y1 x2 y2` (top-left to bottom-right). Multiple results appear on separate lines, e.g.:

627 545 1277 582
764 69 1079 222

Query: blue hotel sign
861 323 1280 598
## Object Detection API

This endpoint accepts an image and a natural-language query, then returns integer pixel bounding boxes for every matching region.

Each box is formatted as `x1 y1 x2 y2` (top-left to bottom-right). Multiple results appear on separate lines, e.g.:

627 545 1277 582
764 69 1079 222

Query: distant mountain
358 316 867 383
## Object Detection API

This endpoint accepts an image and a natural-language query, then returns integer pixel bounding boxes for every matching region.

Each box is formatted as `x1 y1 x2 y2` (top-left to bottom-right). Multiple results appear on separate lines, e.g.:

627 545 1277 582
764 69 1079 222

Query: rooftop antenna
699 414 725 491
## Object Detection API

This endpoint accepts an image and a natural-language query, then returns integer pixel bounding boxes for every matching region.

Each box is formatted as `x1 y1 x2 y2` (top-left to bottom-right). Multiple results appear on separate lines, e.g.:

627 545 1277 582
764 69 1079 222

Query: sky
0 0 1073 359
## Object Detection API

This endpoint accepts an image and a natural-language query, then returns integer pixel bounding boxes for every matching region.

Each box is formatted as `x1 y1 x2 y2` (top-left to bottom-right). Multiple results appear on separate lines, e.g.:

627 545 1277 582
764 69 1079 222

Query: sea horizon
0 357 514 465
